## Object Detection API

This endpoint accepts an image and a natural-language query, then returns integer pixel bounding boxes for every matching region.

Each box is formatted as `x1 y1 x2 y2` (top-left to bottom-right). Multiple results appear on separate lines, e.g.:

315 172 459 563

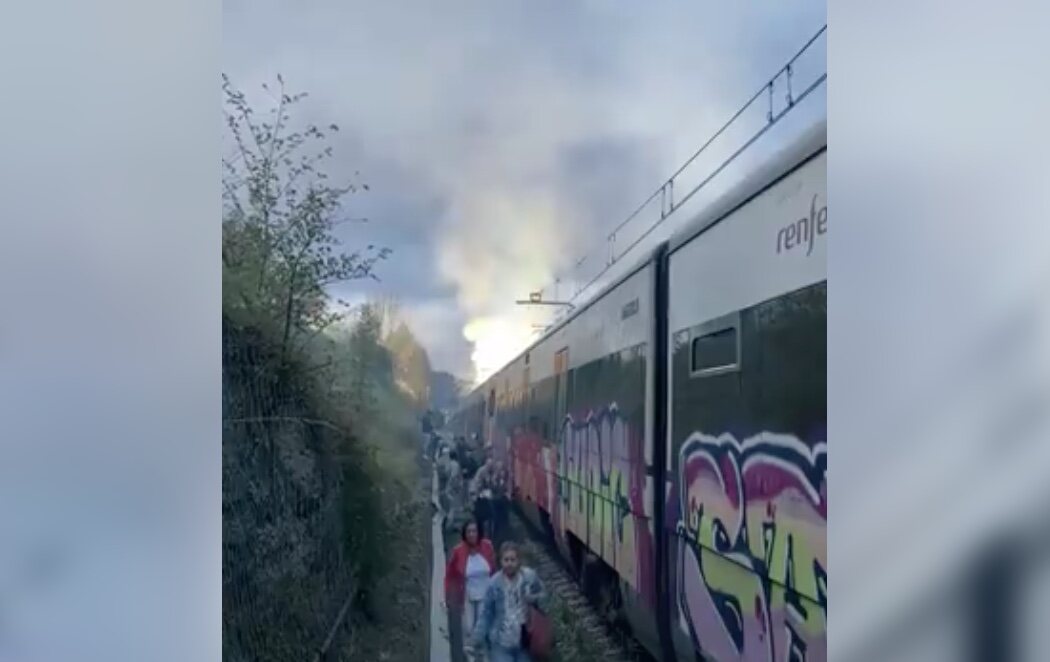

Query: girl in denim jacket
472 541 547 662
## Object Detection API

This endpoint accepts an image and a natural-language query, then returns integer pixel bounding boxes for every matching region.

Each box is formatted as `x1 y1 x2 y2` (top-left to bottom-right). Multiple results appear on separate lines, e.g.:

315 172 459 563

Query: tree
221 74 390 355
371 295 402 339
428 371 460 411
385 321 431 408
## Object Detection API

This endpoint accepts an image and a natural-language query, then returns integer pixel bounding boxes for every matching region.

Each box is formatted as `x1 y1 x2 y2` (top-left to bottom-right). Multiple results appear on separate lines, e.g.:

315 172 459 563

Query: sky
222 0 826 383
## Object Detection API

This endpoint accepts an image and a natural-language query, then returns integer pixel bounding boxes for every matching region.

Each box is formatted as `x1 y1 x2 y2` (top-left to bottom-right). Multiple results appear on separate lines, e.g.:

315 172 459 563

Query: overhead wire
531 24 828 330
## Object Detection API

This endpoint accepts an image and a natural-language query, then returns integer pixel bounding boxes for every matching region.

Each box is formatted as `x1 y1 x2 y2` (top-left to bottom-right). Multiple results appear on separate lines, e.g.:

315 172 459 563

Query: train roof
463 119 827 401
669 118 827 254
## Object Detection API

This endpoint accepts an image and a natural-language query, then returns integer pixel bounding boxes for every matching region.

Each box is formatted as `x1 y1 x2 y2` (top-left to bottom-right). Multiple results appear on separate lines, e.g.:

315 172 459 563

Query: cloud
223 0 826 381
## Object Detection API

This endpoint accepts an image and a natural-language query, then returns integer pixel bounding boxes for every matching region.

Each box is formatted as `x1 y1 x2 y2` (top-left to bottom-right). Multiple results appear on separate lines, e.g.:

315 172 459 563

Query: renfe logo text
776 193 827 256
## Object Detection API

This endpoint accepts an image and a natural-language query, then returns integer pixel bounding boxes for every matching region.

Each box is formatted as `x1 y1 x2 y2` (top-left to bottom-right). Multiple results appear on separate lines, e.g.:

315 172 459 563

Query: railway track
506 510 657 662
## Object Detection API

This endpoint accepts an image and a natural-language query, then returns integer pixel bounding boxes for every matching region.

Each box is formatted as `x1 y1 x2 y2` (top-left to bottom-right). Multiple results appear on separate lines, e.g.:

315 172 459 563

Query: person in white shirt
444 519 497 662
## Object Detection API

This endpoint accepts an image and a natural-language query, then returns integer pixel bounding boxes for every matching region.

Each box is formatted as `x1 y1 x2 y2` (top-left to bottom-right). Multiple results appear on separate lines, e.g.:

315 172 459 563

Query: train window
690 317 740 376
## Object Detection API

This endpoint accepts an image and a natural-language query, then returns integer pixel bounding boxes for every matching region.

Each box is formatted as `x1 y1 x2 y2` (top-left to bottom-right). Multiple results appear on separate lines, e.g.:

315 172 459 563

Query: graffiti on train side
509 404 656 605
677 431 827 662
511 430 556 514
559 404 655 605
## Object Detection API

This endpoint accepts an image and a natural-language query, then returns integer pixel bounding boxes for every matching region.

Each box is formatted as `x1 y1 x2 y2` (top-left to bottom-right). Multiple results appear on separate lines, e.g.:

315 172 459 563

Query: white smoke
223 0 827 383
436 180 581 383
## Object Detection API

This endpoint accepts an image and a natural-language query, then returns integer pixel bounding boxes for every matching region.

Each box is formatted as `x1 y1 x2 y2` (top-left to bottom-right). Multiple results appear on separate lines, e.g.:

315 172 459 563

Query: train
450 121 826 662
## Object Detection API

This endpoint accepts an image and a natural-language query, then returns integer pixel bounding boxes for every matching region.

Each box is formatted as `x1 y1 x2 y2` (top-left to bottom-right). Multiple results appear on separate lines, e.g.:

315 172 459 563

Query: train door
552 347 573 539
554 347 568 424
486 387 496 451
522 361 531 432
518 362 531 502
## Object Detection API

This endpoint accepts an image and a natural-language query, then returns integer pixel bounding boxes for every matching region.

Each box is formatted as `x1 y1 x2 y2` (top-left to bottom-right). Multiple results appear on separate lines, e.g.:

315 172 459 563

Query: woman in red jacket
445 518 496 660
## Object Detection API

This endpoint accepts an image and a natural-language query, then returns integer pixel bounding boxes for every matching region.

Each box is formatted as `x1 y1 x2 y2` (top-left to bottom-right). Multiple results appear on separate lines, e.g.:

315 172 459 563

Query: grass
514 545 611 662
341 459 430 662
547 596 611 662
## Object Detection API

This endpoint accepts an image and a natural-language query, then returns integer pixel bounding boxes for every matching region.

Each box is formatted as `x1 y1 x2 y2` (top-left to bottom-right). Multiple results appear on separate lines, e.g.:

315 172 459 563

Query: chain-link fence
222 321 360 662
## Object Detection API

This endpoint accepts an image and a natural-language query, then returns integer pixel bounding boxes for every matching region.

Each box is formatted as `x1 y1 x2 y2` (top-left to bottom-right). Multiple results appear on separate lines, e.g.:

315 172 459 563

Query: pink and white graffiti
677 432 827 662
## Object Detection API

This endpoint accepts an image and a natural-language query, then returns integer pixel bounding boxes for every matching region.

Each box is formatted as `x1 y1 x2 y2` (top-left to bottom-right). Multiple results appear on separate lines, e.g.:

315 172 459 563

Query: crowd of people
425 424 550 661
429 432 509 542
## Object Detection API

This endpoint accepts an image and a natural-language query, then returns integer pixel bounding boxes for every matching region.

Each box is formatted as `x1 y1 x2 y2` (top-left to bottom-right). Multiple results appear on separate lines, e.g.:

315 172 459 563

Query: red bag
524 605 553 659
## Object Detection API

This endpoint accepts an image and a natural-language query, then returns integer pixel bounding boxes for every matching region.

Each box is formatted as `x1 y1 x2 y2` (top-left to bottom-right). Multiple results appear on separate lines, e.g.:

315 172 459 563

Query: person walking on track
489 459 510 545
471 450 493 541
473 451 510 544
444 450 464 531
444 519 497 662
472 541 547 662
